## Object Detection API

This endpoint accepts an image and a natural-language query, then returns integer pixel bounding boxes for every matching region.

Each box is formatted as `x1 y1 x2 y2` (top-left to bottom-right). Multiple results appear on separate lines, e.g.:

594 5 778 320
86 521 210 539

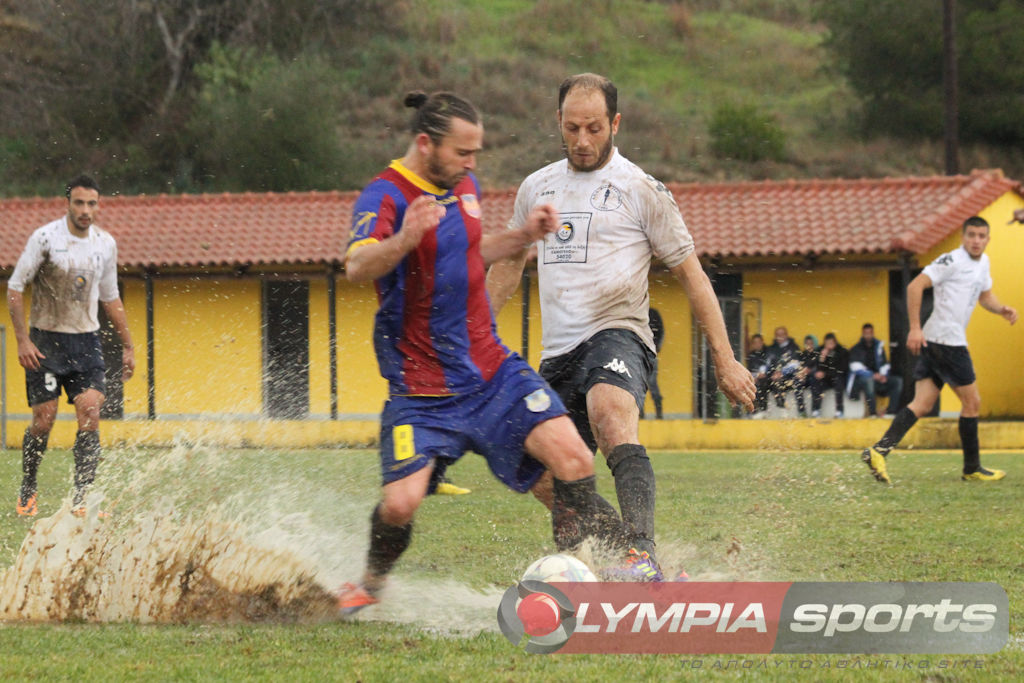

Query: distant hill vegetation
0 0 1021 196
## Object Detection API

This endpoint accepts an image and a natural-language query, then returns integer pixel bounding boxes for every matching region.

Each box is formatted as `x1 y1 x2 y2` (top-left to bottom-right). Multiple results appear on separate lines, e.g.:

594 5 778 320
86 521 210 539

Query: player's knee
379 493 423 526
552 446 594 482
960 396 981 416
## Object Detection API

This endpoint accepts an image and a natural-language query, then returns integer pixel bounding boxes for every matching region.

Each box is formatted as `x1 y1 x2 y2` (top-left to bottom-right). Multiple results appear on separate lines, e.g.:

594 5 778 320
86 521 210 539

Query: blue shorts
25 328 106 406
378 354 567 493
913 342 975 389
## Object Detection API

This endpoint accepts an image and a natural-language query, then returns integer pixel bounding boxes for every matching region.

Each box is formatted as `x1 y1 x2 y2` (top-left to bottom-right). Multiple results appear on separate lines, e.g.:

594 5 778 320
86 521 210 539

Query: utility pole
943 0 959 175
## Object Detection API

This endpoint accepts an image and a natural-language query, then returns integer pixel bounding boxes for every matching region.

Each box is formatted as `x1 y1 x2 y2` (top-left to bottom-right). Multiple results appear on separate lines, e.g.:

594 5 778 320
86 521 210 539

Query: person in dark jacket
745 333 770 414
645 307 665 419
767 326 808 416
848 323 903 416
810 332 848 418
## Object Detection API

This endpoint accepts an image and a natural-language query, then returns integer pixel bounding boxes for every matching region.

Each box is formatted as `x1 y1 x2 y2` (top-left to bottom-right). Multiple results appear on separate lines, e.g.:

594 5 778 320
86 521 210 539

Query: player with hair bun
337 91 630 615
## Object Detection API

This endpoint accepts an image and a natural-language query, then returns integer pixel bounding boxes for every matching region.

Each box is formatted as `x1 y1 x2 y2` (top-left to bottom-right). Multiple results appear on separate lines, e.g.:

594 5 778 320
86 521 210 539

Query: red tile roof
665 169 1020 258
1 170 1018 270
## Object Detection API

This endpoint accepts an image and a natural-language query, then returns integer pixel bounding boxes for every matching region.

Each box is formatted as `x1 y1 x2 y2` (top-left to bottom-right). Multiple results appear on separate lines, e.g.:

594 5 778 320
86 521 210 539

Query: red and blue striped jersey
346 160 510 396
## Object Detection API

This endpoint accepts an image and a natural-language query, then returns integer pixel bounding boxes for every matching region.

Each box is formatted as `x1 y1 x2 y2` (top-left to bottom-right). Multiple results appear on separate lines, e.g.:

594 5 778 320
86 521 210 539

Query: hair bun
404 91 429 109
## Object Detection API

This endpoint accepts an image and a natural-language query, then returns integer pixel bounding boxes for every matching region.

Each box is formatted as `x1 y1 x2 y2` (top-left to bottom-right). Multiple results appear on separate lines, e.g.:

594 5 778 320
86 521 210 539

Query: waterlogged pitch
0 446 1020 680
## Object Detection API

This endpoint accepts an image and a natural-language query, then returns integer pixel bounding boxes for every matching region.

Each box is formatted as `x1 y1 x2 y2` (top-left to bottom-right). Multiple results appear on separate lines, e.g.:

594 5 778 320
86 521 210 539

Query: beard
563 134 614 173
426 153 464 191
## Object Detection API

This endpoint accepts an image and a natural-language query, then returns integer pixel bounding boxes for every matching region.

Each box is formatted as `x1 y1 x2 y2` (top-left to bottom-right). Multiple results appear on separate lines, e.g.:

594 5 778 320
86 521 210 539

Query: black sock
606 444 656 557
366 505 412 581
874 407 918 455
959 416 981 474
552 475 626 552
590 490 628 552
72 430 101 507
20 428 48 501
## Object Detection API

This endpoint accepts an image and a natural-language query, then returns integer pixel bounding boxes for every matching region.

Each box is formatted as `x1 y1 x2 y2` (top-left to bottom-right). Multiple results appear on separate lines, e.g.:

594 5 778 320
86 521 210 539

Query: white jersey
7 217 120 334
511 149 694 359
921 246 992 347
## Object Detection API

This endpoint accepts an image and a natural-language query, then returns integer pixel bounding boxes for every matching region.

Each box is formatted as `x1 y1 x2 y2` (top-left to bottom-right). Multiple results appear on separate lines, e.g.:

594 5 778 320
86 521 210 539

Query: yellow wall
647 273 695 417
742 268 890 350
120 280 147 415
151 279 262 416
492 274 544 367
334 279 389 417
3 191 1021 424
915 191 1024 417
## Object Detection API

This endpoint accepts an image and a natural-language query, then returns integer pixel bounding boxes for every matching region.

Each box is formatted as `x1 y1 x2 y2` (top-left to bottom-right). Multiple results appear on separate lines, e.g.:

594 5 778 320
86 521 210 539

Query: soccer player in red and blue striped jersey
338 91 631 614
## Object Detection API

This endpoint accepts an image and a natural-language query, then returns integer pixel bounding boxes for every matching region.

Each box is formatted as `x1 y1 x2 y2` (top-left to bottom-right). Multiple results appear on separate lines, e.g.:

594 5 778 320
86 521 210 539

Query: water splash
0 441 498 630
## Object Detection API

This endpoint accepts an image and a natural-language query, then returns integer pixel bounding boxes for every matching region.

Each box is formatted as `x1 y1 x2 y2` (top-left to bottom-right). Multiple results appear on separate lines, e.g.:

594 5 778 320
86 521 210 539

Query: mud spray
0 441 502 632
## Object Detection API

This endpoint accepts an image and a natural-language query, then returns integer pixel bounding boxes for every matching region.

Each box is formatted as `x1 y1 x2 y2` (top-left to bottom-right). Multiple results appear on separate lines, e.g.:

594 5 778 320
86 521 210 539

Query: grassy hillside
342 0 1023 189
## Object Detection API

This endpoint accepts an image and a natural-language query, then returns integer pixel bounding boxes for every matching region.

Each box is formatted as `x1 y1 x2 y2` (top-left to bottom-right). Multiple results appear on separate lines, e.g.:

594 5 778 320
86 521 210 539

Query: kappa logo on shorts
603 358 632 377
524 389 552 413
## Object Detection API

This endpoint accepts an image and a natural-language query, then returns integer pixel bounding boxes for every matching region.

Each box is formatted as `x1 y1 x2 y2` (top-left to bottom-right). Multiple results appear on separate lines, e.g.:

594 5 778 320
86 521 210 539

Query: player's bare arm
101 298 136 381
905 272 932 354
6 289 45 370
480 204 557 266
483 205 557 316
670 254 756 412
978 290 1018 325
344 196 446 283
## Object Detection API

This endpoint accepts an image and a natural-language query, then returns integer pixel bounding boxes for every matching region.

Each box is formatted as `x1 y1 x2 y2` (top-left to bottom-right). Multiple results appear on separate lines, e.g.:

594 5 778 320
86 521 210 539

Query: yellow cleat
861 447 891 484
435 479 471 496
962 468 1005 482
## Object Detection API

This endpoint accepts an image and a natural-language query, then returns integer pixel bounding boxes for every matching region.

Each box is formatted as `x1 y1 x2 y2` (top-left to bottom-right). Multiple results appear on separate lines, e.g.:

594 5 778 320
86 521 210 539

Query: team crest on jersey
590 183 623 211
460 193 481 218
544 212 591 264
524 388 552 413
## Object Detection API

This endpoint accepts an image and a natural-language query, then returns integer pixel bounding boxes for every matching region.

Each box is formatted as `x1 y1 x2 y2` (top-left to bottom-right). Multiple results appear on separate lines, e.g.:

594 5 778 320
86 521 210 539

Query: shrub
708 102 786 162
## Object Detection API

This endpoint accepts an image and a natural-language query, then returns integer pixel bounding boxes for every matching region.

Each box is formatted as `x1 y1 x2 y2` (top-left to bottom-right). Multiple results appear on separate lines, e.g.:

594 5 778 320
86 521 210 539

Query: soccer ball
521 554 597 583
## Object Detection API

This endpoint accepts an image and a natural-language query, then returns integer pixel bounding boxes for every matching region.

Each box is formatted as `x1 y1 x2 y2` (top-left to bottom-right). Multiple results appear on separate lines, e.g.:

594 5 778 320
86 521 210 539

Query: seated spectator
810 332 848 418
745 333 770 414
848 322 904 417
795 334 819 416
767 326 809 416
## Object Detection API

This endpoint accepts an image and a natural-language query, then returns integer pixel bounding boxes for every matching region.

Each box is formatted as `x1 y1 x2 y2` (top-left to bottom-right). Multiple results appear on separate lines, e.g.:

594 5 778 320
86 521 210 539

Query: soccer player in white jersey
7 175 135 517
489 73 755 579
862 216 1017 484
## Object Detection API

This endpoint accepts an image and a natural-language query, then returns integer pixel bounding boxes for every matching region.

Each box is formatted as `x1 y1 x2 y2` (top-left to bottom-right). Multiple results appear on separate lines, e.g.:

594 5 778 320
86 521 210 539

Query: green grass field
0 445 1020 681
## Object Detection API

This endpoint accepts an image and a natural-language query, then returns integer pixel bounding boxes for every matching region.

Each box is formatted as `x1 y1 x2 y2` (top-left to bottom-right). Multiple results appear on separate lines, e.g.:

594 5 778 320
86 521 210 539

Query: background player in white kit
490 73 755 579
862 216 1017 484
7 175 135 517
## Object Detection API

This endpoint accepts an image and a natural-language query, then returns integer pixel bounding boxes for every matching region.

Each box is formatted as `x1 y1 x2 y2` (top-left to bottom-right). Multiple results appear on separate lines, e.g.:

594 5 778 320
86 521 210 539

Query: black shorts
25 328 106 406
538 328 654 452
912 342 975 389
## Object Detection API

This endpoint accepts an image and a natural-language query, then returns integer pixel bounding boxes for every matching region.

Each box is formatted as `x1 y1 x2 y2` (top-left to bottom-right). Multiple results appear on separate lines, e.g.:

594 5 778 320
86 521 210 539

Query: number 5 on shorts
45 373 58 392
393 424 416 461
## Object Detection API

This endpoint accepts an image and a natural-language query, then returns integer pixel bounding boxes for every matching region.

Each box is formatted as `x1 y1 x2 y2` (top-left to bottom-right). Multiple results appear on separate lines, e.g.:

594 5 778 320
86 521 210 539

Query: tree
817 0 1024 147
0 0 398 195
